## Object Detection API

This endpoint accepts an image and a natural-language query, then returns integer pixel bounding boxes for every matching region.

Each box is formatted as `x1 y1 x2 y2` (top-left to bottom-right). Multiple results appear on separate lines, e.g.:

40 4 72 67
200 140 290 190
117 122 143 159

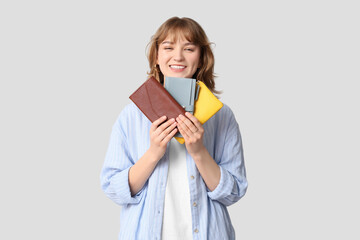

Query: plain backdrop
1 0 359 239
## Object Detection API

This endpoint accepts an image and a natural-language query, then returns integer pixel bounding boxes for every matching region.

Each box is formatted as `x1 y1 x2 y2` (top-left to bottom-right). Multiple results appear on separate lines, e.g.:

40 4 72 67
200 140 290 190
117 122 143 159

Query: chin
163 71 195 79
175 74 193 78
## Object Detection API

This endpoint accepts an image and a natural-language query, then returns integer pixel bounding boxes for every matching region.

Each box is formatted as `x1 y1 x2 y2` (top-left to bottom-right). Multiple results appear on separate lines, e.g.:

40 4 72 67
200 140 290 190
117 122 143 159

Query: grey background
1 0 359 239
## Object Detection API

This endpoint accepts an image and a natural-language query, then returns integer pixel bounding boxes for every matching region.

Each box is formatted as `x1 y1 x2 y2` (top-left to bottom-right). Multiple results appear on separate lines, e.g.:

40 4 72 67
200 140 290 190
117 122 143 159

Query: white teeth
170 65 185 69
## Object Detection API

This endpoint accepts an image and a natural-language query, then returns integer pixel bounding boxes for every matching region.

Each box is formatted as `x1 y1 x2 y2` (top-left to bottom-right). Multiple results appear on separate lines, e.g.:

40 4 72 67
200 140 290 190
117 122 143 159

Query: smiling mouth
170 65 186 69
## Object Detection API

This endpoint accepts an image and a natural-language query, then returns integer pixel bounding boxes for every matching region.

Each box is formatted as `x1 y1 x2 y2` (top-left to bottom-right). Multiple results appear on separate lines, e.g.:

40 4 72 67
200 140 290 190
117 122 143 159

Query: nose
173 48 184 62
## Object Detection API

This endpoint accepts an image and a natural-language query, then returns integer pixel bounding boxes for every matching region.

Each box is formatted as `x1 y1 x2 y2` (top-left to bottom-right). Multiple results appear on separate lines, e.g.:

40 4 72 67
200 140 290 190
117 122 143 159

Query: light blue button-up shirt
100 102 248 240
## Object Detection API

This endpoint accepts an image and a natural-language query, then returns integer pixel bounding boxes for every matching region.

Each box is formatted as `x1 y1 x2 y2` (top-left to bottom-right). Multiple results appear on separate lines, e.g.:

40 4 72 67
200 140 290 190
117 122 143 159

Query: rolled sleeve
207 166 234 200
207 105 248 206
100 108 146 206
207 166 247 206
103 166 145 206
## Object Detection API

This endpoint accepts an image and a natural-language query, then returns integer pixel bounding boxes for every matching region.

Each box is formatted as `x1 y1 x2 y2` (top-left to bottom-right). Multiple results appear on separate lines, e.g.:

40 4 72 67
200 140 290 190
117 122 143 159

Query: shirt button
158 210 160 214
190 175 195 180
193 202 197 207
194 229 199 233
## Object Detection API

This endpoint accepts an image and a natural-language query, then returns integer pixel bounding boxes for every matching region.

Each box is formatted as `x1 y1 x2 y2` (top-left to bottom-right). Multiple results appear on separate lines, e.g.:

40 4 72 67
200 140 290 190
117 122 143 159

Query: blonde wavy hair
146 16 221 95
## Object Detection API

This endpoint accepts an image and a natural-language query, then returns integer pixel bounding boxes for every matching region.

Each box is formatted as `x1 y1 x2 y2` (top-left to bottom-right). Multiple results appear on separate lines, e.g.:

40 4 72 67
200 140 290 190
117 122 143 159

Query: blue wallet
164 77 200 138
164 77 199 113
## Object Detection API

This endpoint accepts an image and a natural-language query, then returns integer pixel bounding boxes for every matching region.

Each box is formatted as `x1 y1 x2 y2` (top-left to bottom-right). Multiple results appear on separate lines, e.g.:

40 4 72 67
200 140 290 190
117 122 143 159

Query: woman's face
157 35 201 79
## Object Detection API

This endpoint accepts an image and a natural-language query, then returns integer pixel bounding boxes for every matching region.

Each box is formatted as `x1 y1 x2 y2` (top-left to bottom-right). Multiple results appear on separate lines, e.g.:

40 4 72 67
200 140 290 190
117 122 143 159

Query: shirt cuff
207 166 234 201
110 166 144 205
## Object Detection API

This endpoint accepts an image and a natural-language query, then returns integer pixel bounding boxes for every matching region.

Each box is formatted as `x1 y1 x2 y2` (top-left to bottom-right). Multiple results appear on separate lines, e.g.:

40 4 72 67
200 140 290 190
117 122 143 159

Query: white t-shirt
161 138 193 240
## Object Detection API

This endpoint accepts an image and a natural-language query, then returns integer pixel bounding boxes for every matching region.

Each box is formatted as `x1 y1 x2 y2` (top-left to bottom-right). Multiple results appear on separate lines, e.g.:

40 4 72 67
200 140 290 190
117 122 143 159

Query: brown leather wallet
129 77 186 122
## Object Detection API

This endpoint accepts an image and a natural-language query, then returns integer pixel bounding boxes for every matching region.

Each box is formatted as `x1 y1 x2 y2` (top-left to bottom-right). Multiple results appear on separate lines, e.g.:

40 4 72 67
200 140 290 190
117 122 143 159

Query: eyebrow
161 41 195 46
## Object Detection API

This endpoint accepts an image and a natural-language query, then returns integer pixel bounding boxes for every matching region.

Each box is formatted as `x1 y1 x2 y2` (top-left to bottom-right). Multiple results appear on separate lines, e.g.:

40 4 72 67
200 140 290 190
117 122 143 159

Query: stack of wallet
129 76 223 144
164 76 199 138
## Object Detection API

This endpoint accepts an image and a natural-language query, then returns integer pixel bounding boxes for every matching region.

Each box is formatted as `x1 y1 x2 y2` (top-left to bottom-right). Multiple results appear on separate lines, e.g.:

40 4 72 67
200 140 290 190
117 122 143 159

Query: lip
169 64 186 72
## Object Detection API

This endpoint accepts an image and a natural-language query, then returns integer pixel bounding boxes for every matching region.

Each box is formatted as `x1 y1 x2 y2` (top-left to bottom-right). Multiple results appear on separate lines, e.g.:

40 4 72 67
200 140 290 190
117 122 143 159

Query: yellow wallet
175 81 223 144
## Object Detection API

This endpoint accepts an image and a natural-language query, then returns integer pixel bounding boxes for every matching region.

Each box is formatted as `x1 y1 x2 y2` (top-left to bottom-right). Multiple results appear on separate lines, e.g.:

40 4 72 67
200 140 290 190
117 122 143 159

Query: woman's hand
176 112 206 156
148 116 178 161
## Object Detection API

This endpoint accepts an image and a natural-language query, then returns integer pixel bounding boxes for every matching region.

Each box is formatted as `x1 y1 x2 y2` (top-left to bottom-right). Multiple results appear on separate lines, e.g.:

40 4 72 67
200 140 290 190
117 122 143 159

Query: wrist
190 146 208 162
146 148 163 163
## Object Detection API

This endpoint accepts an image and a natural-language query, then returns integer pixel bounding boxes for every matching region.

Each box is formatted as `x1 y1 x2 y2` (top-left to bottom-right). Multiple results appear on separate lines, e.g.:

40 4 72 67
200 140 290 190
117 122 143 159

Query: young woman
100 16 248 240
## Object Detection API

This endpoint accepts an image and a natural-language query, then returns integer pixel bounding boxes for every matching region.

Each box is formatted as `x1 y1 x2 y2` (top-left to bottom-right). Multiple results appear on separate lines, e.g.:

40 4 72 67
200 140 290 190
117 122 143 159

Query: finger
185 112 203 129
177 116 192 137
156 121 177 141
161 127 178 143
150 116 167 132
178 114 197 133
154 118 176 136
177 121 189 140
